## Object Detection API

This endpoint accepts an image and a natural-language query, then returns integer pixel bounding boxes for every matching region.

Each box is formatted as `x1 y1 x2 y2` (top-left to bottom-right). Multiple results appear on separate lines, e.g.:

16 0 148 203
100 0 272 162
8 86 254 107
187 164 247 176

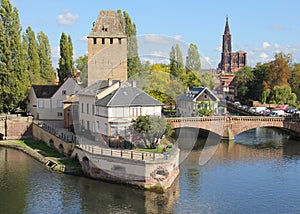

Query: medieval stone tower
87 10 127 86
218 17 247 73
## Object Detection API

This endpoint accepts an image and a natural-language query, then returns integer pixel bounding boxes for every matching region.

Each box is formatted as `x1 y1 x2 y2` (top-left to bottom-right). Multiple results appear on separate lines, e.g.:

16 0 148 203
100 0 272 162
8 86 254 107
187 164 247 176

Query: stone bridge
166 116 300 140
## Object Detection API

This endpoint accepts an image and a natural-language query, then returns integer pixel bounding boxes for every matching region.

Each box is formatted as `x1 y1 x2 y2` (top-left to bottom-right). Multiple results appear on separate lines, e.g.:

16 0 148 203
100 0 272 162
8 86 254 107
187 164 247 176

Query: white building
27 77 81 120
77 79 163 144
176 87 219 117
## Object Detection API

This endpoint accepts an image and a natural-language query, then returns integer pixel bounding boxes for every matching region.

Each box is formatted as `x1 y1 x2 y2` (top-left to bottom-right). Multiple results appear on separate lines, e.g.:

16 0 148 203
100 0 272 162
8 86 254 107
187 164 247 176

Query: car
287 108 297 113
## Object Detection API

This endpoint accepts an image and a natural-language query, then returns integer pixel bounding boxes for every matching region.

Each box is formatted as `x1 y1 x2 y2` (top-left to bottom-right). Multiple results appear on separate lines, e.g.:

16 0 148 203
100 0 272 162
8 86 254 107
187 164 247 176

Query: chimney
108 78 112 87
131 80 136 87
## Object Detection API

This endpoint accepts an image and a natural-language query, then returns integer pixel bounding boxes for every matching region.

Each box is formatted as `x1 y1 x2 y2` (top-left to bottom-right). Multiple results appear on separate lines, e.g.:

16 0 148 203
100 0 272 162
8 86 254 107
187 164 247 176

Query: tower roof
224 16 231 35
88 10 126 38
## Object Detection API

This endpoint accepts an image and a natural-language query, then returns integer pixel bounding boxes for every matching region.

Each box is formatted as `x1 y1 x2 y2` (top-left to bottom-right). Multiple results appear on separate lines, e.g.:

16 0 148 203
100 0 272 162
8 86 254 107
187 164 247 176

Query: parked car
270 109 285 117
287 107 297 113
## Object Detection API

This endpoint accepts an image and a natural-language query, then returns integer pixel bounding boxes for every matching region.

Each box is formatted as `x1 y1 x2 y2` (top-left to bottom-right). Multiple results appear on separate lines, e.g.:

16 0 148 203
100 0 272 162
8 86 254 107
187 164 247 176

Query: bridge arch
167 116 300 141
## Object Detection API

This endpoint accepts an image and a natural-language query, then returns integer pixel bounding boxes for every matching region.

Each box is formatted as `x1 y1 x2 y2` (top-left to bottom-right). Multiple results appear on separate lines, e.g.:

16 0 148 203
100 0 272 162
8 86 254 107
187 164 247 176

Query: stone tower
87 10 127 86
218 17 246 73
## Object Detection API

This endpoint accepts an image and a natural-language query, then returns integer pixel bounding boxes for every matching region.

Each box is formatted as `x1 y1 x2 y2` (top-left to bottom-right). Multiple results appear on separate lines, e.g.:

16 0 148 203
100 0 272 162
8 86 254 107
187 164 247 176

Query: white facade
27 77 81 120
77 81 163 142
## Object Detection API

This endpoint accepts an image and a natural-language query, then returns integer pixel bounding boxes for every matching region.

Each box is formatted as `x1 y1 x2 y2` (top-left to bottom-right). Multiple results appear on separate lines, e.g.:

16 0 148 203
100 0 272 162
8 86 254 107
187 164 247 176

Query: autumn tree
265 54 291 89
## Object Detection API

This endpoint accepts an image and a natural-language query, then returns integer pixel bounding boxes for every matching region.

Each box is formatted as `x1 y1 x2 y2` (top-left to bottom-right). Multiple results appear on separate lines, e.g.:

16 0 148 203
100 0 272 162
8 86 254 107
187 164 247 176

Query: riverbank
0 139 83 175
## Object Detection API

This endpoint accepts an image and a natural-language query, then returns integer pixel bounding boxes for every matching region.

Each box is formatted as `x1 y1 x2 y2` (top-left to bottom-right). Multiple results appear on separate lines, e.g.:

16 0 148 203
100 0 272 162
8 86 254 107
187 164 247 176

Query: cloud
272 25 286 31
274 43 280 49
259 52 269 60
79 36 88 42
142 34 184 45
262 42 271 49
57 10 79 26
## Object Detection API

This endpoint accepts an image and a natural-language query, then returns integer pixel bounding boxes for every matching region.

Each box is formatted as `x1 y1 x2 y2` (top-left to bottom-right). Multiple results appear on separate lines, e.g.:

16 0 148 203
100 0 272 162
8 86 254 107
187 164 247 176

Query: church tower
87 10 127 86
219 16 232 73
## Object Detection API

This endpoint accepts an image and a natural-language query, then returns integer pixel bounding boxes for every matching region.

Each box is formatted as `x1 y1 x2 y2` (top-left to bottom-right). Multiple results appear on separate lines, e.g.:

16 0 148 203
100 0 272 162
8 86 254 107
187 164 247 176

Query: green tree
169 44 184 80
75 54 88 87
37 31 55 83
58 32 73 83
234 66 254 101
0 0 29 112
132 115 170 149
117 10 141 77
24 26 40 83
186 43 201 71
289 63 300 101
272 85 297 105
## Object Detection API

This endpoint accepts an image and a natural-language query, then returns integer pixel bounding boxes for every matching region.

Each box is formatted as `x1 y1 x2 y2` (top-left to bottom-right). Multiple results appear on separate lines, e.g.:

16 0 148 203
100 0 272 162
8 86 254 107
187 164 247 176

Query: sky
11 0 300 69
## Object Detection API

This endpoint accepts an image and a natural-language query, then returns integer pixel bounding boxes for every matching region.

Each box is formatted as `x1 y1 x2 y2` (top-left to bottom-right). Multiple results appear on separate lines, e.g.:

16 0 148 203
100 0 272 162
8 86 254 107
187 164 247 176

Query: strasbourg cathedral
217 17 247 100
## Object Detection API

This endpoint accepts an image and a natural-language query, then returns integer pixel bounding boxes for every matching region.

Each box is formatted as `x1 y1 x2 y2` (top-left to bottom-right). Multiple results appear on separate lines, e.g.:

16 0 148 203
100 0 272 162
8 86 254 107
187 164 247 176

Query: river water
1 128 300 214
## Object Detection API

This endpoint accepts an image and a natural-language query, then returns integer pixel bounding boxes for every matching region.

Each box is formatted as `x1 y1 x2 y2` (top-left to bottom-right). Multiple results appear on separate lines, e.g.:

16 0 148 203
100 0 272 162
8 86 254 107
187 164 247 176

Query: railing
33 120 76 143
77 144 178 162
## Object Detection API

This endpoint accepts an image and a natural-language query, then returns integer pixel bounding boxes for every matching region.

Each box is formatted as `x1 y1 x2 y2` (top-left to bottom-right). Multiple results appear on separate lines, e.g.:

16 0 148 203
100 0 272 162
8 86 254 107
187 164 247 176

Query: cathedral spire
224 16 230 35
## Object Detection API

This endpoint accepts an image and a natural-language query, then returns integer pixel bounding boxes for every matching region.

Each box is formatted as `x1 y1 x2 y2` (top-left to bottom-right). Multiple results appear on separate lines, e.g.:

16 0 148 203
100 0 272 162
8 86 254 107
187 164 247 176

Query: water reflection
1 127 300 213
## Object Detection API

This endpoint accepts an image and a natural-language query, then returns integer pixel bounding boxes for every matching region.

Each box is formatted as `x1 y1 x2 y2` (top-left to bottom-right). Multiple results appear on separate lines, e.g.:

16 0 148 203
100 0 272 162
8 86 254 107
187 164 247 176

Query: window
96 121 100 132
118 38 122 45
93 38 97 45
57 100 63 108
62 90 66 95
81 103 84 113
87 121 90 131
102 38 105 44
87 103 89 114
92 104 95 115
130 107 141 117
110 38 113 44
38 100 44 108
57 112 63 117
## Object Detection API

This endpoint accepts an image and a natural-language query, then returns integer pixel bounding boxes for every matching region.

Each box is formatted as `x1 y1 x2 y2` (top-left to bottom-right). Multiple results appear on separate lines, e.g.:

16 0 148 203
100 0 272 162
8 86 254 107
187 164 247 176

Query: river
1 128 300 213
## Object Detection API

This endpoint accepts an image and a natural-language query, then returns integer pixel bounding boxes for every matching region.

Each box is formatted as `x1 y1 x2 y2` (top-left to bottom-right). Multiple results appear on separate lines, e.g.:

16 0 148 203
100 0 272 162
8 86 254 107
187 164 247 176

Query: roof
96 86 163 107
32 85 60 98
88 10 126 38
177 87 219 102
77 79 120 96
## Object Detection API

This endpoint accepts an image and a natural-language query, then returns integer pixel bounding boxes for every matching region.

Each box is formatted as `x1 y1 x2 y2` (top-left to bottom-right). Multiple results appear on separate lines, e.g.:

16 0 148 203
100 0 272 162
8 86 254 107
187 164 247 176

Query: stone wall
73 146 180 192
0 115 33 140
32 123 74 156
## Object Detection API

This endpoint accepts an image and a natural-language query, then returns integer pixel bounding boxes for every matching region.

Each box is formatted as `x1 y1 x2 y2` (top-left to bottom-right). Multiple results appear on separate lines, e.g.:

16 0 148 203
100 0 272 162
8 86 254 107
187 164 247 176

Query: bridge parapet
166 116 300 141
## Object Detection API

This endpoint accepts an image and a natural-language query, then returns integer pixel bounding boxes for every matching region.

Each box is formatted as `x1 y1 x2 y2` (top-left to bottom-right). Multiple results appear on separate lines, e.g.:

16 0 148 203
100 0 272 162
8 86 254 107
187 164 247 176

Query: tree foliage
169 44 184 80
75 54 88 87
117 10 141 78
186 43 201 72
0 0 29 112
24 26 40 83
132 115 172 149
37 31 55 84
58 32 73 83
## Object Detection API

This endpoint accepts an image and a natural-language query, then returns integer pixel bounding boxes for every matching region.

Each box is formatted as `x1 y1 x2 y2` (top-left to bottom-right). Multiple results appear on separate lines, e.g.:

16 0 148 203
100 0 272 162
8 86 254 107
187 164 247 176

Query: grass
135 147 164 153
18 139 65 158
